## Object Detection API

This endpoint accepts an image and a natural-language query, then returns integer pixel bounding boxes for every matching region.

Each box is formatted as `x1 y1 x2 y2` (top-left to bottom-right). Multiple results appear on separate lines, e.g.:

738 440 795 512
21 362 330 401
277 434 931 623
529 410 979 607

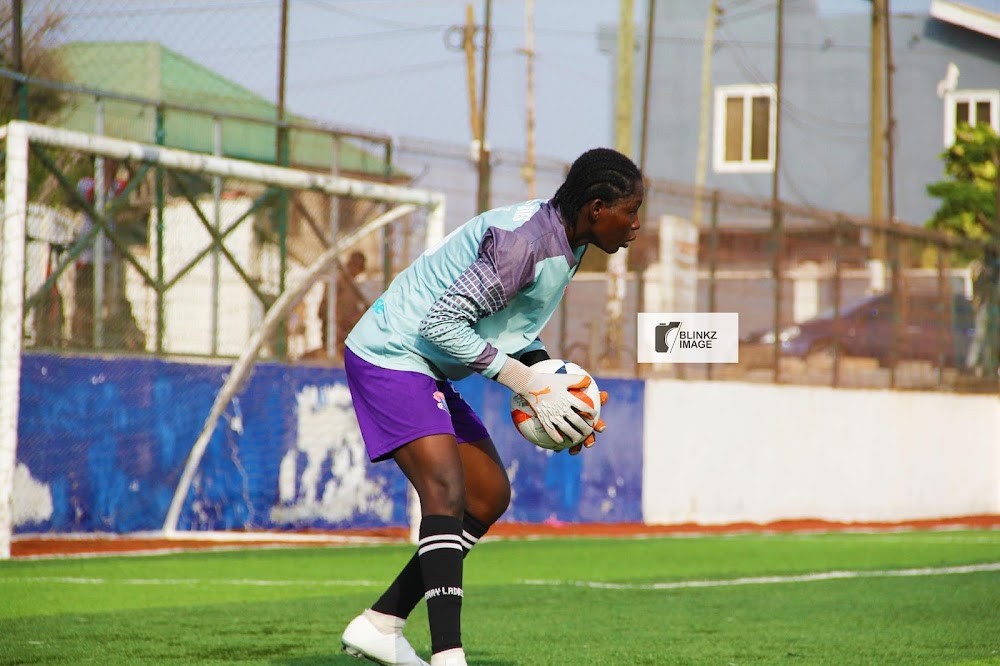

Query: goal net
0 121 445 558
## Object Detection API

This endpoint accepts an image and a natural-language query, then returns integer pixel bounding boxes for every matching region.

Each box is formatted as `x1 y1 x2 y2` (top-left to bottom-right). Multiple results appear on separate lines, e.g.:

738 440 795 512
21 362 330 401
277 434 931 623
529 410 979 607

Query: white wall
642 380 1000 524
134 197 267 357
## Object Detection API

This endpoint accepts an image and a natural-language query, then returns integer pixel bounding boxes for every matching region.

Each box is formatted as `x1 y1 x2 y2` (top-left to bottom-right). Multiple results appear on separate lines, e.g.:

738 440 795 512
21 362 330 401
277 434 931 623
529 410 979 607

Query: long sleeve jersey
345 199 585 381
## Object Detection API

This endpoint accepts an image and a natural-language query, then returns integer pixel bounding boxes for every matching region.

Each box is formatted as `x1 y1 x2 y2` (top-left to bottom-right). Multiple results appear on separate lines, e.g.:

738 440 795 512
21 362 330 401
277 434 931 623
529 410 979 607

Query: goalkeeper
341 147 644 666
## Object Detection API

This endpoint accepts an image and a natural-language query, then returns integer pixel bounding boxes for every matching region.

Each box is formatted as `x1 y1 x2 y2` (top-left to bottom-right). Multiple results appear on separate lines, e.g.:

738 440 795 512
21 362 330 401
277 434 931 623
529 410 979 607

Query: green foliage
0 7 69 125
926 122 1000 263
929 123 1000 376
2 531 1000 664
1 8 75 203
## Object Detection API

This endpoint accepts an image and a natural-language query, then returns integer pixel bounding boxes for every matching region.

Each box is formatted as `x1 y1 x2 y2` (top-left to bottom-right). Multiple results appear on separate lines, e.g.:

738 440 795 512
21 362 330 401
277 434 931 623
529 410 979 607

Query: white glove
495 357 596 445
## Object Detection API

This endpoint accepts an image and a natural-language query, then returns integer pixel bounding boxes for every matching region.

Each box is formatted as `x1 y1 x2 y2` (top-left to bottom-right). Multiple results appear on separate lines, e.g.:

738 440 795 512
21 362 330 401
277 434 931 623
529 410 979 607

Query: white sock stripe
418 533 463 548
462 530 479 545
418 541 465 556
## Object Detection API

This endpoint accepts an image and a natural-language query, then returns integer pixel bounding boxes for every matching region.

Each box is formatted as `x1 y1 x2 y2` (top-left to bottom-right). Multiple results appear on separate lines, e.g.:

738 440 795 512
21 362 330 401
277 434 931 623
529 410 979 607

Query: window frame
713 83 777 174
943 89 1000 146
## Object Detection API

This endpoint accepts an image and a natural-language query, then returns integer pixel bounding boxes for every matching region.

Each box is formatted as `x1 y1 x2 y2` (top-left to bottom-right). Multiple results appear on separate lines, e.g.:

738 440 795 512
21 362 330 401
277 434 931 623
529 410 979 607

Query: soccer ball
509 358 602 451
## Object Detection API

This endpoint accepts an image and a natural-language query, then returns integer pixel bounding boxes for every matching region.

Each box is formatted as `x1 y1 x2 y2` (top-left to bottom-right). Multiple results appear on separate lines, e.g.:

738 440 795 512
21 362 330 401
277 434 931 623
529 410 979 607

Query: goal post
0 123 30 559
161 202 418 535
0 120 445 558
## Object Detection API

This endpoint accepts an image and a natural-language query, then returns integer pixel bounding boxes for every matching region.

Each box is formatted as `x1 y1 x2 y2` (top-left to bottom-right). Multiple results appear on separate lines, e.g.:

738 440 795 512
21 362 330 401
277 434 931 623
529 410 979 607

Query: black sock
460 511 489 555
371 552 424 619
371 512 490 620
418 514 464 653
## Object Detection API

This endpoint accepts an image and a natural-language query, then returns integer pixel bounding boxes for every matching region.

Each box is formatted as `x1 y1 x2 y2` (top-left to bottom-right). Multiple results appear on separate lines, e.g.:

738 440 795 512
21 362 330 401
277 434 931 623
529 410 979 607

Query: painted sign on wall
15 355 644 534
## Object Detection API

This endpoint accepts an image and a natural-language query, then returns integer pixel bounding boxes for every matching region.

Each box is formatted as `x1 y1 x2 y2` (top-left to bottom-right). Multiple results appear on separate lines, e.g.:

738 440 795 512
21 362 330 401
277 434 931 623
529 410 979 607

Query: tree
0 6 68 125
926 122 1000 378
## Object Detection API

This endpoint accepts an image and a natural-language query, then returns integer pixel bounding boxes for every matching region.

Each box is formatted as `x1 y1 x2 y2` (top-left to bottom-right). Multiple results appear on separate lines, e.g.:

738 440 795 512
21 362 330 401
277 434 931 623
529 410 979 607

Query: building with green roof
53 41 396 179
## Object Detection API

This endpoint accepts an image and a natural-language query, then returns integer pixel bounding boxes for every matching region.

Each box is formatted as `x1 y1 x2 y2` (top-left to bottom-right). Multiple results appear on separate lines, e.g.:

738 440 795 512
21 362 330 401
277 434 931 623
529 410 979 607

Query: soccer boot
341 609 429 666
430 647 467 666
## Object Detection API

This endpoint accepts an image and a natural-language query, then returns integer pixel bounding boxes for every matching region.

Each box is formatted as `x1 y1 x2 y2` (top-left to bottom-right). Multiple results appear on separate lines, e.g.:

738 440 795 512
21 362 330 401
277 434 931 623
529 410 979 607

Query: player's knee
493 481 511 520
418 471 466 518
468 478 510 525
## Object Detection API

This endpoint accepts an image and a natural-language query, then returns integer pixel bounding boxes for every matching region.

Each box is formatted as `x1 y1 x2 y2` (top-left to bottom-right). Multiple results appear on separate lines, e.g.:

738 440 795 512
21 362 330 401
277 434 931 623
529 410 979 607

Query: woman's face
586 179 644 253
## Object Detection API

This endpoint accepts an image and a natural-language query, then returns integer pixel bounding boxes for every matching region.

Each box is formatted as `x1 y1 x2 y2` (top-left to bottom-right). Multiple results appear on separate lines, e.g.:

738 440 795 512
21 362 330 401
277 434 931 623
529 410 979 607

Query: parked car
743 292 976 367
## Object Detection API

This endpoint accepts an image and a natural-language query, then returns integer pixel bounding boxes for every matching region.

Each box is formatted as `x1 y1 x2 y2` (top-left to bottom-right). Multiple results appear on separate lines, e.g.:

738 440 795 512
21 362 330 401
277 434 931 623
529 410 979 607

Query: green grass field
2 530 1000 665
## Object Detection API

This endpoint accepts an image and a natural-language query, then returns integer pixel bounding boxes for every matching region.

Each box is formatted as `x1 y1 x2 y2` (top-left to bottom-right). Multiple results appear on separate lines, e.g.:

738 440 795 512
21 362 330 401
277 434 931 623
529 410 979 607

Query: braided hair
551 148 642 227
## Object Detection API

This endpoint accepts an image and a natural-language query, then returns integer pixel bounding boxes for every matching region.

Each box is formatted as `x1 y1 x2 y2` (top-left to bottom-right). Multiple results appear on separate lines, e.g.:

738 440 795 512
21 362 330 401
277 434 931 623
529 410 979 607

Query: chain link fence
3 0 998 394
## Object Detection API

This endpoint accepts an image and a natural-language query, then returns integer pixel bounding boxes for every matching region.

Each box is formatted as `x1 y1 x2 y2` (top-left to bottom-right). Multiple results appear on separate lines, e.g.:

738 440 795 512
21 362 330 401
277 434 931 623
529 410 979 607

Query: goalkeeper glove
495 357 596 445
568 390 608 455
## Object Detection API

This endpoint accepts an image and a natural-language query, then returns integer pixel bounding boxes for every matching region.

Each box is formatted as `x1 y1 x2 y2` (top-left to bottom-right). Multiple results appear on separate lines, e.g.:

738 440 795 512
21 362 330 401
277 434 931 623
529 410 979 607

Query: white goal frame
0 120 445 558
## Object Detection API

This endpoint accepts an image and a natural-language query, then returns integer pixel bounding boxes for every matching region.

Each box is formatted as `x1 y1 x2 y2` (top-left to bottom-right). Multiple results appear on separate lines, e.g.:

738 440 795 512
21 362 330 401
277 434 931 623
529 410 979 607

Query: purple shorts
344 347 491 462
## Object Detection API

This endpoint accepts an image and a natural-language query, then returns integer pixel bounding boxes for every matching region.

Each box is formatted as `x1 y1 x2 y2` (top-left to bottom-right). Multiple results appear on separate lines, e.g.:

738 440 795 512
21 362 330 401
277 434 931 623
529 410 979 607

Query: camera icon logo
655 321 682 353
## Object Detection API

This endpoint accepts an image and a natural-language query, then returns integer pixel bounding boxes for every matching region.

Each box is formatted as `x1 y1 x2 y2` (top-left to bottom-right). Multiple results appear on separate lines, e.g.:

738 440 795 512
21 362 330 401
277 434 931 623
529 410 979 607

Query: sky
51 0 940 168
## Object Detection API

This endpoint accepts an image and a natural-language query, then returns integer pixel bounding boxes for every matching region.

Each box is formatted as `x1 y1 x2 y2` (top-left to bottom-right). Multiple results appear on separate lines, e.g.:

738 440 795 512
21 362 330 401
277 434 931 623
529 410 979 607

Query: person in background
319 250 368 359
965 247 1000 378
339 148 642 666
71 159 129 349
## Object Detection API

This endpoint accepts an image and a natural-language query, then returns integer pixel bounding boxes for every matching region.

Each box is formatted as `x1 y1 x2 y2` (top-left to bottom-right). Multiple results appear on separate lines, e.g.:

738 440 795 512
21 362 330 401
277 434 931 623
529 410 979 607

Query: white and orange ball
509 359 601 450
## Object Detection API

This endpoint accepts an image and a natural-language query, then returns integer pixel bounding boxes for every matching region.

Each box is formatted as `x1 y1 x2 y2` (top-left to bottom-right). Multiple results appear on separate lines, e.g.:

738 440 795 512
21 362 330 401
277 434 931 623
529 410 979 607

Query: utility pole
636 0 656 378
638 0 655 178
12 0 24 118
771 0 784 383
275 0 290 357
462 4 480 152
883 0 897 239
869 0 888 292
693 0 720 230
614 0 635 158
276 0 289 162
476 0 493 213
448 2 492 212
884 0 901 386
520 0 537 199
603 0 635 369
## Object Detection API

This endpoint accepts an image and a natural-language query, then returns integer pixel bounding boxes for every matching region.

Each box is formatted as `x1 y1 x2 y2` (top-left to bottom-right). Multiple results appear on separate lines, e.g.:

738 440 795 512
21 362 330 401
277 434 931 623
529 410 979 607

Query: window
943 90 999 145
713 84 776 174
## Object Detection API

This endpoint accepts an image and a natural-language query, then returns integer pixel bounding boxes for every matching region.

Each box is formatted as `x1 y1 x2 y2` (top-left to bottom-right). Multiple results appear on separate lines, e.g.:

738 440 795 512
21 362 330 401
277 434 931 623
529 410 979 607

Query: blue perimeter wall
15 354 643 534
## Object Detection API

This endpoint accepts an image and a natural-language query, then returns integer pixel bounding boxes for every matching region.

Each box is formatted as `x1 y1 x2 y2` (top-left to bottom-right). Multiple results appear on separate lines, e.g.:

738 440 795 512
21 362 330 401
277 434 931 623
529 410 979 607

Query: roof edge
930 0 1000 39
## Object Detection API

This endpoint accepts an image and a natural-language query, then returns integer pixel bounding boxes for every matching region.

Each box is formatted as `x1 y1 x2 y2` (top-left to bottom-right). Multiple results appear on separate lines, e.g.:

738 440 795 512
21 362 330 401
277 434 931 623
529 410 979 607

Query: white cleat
341 609 429 666
430 647 467 666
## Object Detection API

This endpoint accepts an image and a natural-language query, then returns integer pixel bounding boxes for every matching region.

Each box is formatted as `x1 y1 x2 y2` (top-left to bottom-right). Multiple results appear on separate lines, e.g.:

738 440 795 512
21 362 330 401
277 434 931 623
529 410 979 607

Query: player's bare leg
344 434 466 665
459 437 511 525
343 435 508 666
394 435 469 665
343 434 460 666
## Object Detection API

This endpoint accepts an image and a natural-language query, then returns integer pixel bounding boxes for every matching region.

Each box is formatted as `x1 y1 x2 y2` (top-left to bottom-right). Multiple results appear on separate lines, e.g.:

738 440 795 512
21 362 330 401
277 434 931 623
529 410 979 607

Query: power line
286 49 518 88
298 0 437 29
717 26 870 133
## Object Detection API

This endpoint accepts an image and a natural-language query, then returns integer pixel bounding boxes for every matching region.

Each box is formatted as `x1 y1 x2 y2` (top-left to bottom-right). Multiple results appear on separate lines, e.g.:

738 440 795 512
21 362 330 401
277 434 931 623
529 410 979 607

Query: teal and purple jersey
346 199 584 381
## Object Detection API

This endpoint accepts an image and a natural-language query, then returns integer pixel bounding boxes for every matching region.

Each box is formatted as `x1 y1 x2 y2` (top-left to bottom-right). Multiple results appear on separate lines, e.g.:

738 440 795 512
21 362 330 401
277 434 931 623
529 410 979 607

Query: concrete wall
12 354 998 535
643 379 1000 524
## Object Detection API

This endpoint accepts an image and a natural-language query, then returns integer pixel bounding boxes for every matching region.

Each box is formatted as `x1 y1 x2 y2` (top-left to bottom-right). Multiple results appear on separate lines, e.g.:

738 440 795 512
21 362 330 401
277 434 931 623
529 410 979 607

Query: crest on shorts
432 390 449 413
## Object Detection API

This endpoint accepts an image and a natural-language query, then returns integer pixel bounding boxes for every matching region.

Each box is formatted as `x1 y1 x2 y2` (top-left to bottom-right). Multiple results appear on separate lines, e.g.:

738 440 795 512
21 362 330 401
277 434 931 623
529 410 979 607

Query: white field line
491 531 1000 544
5 562 1000 591
9 542 398 561
11 530 400 543
3 576 381 587
747 534 1000 545
520 562 1000 591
